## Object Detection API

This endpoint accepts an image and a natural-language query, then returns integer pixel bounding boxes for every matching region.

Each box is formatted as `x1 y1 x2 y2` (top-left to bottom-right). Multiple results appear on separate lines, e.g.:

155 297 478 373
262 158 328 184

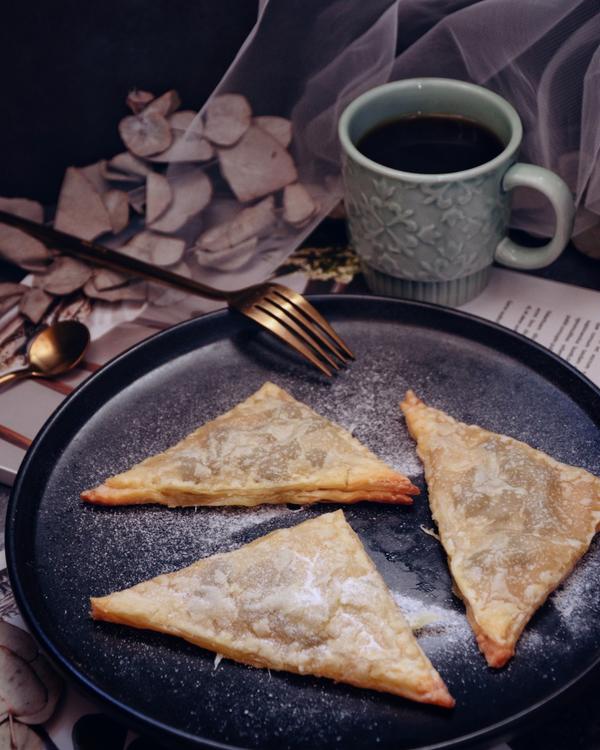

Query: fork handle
0 209 230 302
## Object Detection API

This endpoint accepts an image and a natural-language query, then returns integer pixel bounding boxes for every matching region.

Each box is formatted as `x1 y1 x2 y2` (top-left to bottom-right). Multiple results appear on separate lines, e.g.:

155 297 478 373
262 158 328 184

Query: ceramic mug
338 78 575 305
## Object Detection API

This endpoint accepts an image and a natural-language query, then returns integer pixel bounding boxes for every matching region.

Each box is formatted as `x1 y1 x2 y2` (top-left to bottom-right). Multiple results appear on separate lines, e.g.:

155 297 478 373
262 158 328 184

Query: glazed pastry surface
91 510 453 707
83 382 418 507
401 390 600 667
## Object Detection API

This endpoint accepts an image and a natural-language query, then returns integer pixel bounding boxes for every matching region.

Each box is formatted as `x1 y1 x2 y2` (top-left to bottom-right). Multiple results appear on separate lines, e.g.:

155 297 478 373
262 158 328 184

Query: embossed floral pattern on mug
339 79 574 304
343 156 509 282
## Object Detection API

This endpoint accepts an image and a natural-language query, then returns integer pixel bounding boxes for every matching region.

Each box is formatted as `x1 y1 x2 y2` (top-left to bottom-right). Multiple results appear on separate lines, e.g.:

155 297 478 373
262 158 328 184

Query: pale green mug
339 78 575 305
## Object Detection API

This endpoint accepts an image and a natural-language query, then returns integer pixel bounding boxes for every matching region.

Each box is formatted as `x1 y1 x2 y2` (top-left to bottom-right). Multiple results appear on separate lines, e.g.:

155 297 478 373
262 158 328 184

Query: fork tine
242 306 333 376
261 289 350 365
257 299 342 371
263 293 348 366
269 285 355 359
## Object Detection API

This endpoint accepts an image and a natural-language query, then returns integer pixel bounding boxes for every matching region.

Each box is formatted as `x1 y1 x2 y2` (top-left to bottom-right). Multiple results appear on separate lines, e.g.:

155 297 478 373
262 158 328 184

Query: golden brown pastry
82 382 418 507
91 510 454 707
401 390 600 668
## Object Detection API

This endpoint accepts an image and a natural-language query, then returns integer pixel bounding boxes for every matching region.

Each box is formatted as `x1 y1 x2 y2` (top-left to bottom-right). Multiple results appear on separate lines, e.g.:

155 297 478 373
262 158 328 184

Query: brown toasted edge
465 606 514 668
81 484 416 507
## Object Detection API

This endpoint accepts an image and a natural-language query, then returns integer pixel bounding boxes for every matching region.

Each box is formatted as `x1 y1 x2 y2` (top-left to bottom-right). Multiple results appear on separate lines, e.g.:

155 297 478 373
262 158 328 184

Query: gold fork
0 210 353 376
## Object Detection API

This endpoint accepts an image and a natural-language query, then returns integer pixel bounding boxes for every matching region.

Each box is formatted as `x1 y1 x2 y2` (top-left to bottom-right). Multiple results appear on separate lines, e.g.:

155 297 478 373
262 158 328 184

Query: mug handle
495 163 575 270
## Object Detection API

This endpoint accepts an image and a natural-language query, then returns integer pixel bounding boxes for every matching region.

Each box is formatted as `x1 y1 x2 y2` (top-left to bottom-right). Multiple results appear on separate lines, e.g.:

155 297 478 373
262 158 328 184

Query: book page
460 268 600 387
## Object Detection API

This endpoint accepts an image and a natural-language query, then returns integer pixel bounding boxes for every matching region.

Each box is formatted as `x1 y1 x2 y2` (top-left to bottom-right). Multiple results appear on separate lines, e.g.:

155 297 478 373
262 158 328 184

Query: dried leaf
19 288 54 323
0 199 49 270
157 110 213 162
218 126 297 202
102 190 129 234
0 623 38 663
0 646 46 717
195 236 257 272
147 261 191 306
54 167 112 240
149 168 212 232
99 168 140 185
0 327 26 365
169 110 200 133
17 652 63 725
128 186 146 214
143 89 181 117
254 116 292 148
121 231 185 266
204 94 252 146
0 719 44 750
0 198 43 223
126 89 155 114
196 196 275 251
0 283 28 302
573 224 600 260
0 294 22 315
0 226 50 270
283 183 318 228
119 112 172 157
93 268 129 290
79 161 109 194
55 295 92 322
0 294 21 315
0 283 27 315
105 152 151 179
145 173 172 224
147 132 214 163
201 196 245 227
39 256 93 295
83 278 148 302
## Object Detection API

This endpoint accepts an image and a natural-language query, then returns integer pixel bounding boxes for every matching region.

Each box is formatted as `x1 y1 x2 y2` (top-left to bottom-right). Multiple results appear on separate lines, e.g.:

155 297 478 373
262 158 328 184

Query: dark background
0 0 257 203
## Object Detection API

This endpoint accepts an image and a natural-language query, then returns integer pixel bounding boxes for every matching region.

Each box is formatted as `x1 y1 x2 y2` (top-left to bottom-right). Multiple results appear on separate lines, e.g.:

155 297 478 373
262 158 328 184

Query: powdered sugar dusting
393 591 469 640
390 590 486 690
69 502 304 590
551 541 600 630
187 503 301 547
294 372 424 480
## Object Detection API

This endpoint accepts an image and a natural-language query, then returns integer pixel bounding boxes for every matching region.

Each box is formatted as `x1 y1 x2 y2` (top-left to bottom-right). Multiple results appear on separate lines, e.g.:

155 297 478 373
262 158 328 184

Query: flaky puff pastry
91 510 454 707
82 382 418 507
401 390 600 668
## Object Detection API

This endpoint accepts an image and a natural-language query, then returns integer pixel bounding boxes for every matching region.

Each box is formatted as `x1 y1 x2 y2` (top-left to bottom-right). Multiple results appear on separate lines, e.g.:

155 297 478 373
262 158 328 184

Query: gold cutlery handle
0 367 31 386
0 210 230 302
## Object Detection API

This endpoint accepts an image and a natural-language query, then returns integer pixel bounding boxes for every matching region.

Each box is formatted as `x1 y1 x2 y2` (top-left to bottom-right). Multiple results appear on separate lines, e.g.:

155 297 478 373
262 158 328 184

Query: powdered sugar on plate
551 538 600 631
292 370 424 480
393 591 470 641
187 503 301 549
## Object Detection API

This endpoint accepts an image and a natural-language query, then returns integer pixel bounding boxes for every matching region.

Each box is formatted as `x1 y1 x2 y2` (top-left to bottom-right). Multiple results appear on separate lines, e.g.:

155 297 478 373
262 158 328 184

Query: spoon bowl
28 321 90 377
0 321 90 387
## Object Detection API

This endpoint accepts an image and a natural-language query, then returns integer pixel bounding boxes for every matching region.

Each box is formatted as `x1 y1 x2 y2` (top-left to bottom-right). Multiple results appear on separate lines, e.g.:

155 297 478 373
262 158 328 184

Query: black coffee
356 114 504 174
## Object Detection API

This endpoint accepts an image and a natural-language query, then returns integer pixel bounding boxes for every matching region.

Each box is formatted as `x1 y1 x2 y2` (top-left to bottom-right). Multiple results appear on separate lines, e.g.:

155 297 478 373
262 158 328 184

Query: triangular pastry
82 382 418 507
401 390 600 668
91 510 454 707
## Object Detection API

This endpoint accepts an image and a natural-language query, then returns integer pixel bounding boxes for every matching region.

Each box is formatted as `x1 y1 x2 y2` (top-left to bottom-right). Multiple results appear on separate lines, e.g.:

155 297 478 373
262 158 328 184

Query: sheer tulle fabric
172 0 600 283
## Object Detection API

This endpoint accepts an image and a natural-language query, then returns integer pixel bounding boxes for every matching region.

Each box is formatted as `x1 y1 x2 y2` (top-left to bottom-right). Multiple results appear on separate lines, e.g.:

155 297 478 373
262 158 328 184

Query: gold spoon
0 320 90 387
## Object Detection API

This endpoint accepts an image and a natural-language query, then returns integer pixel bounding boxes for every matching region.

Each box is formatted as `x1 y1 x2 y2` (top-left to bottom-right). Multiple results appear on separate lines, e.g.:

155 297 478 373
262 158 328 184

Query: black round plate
7 295 600 750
